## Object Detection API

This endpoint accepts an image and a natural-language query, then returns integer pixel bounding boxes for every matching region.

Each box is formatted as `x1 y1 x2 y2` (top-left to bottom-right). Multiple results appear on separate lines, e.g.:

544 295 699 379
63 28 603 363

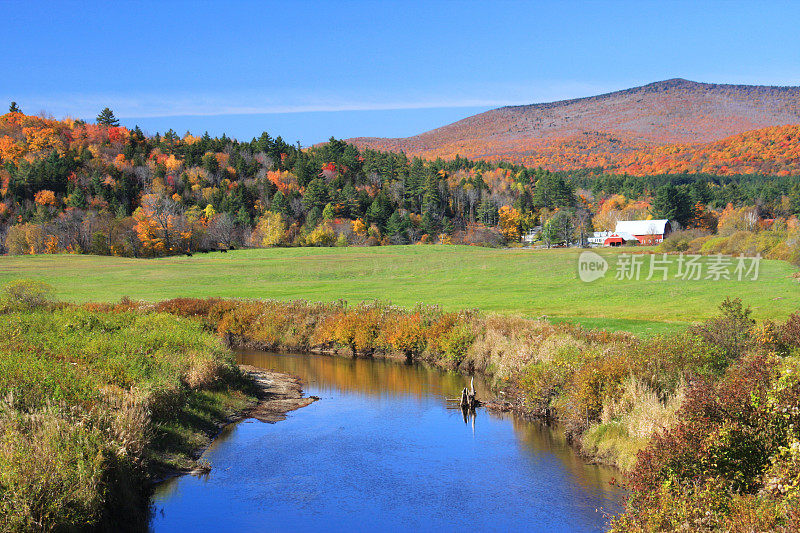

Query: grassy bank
1 246 798 335
0 281 256 531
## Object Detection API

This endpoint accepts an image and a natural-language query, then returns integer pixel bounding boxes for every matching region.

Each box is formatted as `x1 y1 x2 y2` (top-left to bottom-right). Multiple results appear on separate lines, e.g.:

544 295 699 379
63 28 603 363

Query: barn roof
616 232 639 241
614 219 670 236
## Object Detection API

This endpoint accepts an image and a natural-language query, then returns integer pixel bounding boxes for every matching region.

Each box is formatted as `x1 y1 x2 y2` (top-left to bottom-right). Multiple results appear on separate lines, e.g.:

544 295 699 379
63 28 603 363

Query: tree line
2 104 800 255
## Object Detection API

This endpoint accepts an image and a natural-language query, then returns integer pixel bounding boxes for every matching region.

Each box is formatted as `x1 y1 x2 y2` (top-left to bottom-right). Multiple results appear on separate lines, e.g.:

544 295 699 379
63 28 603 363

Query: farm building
606 219 672 246
521 226 542 244
601 232 639 246
588 231 614 246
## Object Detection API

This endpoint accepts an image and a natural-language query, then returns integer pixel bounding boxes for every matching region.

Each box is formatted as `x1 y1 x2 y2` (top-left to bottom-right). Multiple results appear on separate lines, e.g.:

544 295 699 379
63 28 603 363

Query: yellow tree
498 205 522 241
352 218 367 237
254 211 286 247
23 126 64 155
203 204 217 222
34 190 57 207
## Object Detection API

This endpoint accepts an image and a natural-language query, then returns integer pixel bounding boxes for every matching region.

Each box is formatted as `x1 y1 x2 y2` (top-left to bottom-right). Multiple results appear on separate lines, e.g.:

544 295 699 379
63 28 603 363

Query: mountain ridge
348 78 800 172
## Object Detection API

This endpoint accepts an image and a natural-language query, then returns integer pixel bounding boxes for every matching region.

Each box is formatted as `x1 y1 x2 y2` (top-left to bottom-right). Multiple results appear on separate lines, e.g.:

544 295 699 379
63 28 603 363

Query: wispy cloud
3 80 624 119
3 92 520 119
121 99 521 118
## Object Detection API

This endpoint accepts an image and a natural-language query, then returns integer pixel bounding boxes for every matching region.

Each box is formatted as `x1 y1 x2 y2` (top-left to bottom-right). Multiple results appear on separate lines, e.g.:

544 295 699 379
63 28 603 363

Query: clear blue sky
3 0 800 144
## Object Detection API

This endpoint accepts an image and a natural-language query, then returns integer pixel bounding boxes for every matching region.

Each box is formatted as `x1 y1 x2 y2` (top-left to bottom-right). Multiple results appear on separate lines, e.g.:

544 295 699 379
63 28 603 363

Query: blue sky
3 0 800 144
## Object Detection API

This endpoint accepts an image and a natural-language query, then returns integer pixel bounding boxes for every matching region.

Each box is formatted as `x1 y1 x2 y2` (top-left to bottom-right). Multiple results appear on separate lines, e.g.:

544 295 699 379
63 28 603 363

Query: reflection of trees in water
508 415 626 505
237 350 625 510
238 350 491 400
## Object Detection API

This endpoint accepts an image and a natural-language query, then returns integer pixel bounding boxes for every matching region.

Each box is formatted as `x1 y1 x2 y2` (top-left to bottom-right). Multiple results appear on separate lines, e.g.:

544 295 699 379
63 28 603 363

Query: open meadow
1 246 796 335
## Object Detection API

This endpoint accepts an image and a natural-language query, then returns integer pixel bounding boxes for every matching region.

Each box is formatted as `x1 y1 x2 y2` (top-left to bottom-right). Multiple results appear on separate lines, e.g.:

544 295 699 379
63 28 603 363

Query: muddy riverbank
239 365 319 423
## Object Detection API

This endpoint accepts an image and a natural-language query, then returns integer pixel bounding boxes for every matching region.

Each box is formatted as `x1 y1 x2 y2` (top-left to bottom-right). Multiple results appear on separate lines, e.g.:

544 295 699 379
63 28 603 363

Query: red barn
611 219 672 246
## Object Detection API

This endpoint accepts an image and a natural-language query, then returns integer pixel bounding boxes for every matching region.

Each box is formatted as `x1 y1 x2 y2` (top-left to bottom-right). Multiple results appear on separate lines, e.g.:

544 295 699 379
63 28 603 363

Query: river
150 351 625 532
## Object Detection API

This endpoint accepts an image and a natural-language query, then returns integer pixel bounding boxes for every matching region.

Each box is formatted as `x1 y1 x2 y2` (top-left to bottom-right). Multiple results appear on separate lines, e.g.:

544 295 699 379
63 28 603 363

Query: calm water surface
150 351 625 532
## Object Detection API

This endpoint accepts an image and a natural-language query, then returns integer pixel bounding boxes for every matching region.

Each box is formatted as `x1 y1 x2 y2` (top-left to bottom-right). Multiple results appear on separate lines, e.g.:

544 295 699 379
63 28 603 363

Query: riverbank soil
240 365 318 423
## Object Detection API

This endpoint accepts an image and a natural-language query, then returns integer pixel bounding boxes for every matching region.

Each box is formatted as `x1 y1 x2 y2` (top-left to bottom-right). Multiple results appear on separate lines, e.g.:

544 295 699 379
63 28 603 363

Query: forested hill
349 79 800 169
2 106 800 259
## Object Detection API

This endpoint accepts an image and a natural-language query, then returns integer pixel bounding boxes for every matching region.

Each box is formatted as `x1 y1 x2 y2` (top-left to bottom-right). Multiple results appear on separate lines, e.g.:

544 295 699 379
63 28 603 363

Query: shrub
381 312 425 358
659 228 710 252
519 358 573 413
637 332 727 393
215 302 266 340
690 297 755 362
612 353 785 530
424 312 476 365
780 313 800 352
559 353 629 435
155 297 222 318
1 279 54 311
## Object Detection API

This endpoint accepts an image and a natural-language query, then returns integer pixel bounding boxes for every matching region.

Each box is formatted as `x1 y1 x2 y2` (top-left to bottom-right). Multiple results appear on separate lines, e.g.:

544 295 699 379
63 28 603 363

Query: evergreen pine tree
236 207 251 226
302 179 329 210
476 197 498 225
305 207 322 228
96 107 120 127
441 216 455 235
421 211 438 235
385 211 404 237
271 190 288 216
651 184 694 227
68 187 87 209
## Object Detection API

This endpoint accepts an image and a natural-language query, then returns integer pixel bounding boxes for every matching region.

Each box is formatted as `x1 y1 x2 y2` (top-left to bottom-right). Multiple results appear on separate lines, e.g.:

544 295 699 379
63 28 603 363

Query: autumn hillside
349 79 800 174
608 124 800 176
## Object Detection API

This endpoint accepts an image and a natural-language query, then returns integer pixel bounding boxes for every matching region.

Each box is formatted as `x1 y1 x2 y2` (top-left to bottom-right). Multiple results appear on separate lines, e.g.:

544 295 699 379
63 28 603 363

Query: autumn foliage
352 79 800 176
2 101 800 258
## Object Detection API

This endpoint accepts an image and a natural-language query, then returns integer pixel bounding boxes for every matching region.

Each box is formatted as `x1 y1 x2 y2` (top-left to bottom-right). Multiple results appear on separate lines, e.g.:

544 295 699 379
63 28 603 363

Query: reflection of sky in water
151 352 625 532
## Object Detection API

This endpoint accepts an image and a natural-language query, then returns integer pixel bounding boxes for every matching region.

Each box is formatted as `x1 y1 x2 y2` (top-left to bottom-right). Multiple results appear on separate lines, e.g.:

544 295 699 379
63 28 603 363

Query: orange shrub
381 312 425 357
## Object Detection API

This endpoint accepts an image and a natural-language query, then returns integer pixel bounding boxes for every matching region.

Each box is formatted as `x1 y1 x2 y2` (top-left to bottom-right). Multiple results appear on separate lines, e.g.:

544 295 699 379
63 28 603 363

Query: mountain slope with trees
349 79 800 171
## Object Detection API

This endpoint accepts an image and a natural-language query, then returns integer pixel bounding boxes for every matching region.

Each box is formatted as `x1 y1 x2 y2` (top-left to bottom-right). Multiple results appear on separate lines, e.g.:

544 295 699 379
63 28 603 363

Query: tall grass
581 378 685 470
0 282 255 531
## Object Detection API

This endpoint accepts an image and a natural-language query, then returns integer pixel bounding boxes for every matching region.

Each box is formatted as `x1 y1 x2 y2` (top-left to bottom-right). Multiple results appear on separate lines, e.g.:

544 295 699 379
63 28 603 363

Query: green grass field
1 246 797 335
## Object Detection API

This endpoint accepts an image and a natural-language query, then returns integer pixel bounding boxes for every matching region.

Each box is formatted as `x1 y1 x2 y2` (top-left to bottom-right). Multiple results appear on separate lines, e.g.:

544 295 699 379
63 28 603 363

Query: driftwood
446 377 481 411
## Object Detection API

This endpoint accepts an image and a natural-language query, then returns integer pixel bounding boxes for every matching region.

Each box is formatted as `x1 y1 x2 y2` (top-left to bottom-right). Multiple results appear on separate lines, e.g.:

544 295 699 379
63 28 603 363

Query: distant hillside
611 123 800 176
350 79 800 172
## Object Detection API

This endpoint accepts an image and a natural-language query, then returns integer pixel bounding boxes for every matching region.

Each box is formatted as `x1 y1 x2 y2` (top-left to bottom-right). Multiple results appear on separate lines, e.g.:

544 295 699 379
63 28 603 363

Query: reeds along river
150 351 625 533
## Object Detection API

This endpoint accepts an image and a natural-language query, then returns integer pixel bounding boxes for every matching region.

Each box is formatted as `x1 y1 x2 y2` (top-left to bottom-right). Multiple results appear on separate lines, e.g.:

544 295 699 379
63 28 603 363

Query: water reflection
238 349 492 400
235 351 624 517
508 415 622 509
150 351 625 533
